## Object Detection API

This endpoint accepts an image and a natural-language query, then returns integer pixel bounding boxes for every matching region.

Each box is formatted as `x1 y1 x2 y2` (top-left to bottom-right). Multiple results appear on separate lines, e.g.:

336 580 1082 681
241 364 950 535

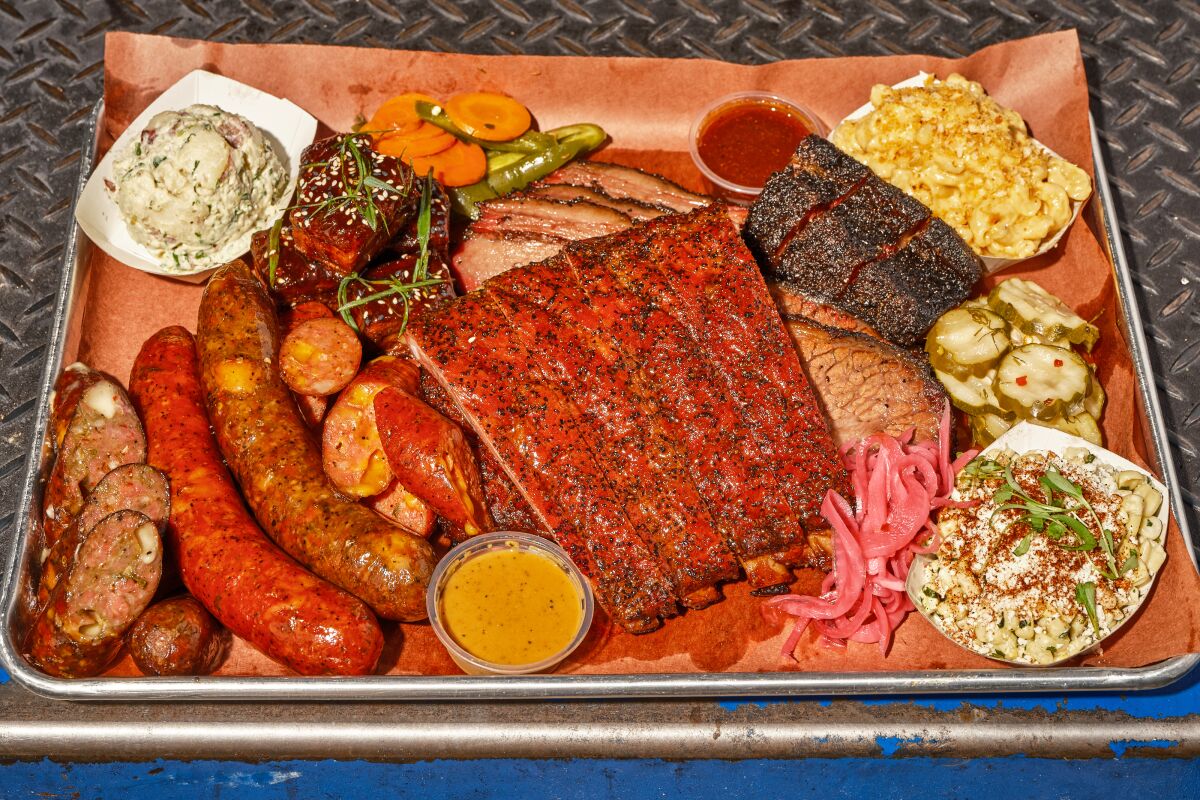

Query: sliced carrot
375 129 456 159
384 121 447 142
444 91 531 142
366 92 440 139
409 140 487 187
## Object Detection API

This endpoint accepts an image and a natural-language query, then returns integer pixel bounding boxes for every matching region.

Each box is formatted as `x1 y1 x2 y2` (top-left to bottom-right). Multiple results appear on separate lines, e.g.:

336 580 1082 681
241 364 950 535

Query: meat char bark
409 205 847 630
537 161 710 213
784 316 947 446
745 135 983 347
409 291 679 633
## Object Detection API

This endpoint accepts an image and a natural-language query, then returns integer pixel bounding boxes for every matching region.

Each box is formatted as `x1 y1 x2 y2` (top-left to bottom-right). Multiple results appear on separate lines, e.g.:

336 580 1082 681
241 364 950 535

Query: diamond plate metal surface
0 0 1196 539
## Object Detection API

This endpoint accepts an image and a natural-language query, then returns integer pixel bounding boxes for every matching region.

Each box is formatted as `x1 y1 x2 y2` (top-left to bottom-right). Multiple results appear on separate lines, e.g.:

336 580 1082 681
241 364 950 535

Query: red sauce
697 100 812 188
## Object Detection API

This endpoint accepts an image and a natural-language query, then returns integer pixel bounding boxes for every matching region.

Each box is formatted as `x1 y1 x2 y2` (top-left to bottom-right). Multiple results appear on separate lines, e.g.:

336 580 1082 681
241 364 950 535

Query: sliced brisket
784 316 947 446
537 161 710 213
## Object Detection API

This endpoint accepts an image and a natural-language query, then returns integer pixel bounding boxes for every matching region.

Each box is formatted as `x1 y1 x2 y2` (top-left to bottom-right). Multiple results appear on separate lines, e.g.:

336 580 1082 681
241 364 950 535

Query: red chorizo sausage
374 386 492 536
195 260 435 621
129 325 385 674
25 509 162 678
126 595 229 676
43 377 146 548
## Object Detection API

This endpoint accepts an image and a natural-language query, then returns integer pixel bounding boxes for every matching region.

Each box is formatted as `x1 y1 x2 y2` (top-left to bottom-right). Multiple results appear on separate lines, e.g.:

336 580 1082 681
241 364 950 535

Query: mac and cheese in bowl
832 74 1091 261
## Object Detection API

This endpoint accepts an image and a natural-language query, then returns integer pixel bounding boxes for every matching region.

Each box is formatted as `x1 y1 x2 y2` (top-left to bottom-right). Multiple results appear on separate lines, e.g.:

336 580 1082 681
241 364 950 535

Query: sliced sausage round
43 378 147 548
368 478 437 537
37 463 169 609
25 509 162 678
322 355 420 497
280 317 362 397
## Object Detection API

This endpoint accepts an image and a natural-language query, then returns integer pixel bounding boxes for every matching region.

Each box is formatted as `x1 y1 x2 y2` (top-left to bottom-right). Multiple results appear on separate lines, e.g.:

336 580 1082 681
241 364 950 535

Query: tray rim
1 98 1196 703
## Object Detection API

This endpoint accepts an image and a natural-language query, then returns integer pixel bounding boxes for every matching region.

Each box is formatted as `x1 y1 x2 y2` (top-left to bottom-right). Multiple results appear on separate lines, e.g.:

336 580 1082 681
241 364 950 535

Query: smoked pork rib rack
409 205 848 632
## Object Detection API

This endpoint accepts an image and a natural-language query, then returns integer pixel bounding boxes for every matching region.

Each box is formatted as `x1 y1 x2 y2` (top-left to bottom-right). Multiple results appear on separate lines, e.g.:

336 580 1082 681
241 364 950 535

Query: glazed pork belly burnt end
408 204 847 633
288 135 418 275
745 135 984 347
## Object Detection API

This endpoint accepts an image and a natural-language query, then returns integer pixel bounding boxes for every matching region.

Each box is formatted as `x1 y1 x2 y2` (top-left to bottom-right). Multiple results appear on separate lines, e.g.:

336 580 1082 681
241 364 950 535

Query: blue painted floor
1 757 1198 798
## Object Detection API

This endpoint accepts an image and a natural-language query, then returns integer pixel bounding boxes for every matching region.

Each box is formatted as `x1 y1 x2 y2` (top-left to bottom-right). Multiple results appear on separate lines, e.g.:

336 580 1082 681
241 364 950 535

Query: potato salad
108 104 286 272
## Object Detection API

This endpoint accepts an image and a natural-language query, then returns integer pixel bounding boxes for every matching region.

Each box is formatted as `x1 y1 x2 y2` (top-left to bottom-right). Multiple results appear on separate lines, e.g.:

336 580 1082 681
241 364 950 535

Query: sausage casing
130 325 385 674
126 595 229 676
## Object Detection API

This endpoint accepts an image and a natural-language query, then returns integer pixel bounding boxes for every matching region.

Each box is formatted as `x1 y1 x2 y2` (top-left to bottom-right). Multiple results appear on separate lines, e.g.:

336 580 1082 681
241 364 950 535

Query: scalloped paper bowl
830 72 1090 274
905 422 1170 667
74 69 317 283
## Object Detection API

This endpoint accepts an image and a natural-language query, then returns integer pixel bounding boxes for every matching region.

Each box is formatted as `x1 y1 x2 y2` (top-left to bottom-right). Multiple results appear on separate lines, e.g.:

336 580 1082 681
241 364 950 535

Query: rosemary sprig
334 172 444 336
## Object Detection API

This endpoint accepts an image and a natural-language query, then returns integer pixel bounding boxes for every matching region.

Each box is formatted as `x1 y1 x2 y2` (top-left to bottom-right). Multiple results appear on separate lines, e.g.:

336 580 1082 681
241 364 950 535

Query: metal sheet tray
2 101 1196 702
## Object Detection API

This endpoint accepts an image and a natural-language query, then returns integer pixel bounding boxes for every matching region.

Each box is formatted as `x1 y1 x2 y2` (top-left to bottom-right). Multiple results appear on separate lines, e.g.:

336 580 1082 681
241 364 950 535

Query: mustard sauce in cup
428 532 594 675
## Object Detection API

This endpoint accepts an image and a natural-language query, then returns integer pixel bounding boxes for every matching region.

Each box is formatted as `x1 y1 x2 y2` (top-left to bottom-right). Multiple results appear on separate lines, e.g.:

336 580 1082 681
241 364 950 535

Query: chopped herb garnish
992 463 1120 574
1013 530 1035 556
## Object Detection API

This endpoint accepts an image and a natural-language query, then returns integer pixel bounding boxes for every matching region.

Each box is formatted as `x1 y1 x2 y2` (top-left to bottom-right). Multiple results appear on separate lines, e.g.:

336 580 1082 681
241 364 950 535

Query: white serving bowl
75 69 317 283
906 421 1170 667
830 72 1089 274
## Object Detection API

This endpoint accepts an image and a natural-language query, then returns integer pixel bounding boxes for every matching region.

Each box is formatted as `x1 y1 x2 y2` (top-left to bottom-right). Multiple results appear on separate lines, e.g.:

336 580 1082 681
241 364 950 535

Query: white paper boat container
830 72 1090 274
905 421 1170 667
74 70 317 283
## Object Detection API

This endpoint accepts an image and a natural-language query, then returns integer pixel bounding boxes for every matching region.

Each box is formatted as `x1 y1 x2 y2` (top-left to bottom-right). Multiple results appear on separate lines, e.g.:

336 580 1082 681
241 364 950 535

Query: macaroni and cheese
833 74 1091 260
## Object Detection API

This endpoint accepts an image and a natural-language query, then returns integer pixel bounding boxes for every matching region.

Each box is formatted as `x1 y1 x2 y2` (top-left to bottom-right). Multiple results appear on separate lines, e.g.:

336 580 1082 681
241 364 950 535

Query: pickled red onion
764 404 976 657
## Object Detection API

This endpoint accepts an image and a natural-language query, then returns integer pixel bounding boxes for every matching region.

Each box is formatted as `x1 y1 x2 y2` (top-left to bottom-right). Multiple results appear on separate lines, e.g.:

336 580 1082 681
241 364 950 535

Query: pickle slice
969 412 1013 447
1035 413 1103 446
1082 380 1105 420
926 307 1011 378
934 366 1007 417
995 344 1091 420
987 278 1099 352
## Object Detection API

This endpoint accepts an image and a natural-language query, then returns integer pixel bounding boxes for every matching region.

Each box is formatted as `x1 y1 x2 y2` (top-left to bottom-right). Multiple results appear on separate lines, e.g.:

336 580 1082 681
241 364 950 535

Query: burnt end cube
289 135 417 275
249 224 340 308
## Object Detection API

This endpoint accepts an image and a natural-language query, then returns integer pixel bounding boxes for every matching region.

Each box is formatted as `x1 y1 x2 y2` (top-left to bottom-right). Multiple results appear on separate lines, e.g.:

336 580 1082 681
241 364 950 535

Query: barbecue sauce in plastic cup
690 93 827 203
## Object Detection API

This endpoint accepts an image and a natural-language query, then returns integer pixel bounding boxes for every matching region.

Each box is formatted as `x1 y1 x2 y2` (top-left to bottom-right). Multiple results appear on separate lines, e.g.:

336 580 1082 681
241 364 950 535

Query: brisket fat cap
745 135 983 347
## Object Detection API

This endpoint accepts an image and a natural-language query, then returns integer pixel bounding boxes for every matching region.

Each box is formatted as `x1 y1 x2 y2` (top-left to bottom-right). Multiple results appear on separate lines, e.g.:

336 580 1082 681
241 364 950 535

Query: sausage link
196 261 434 621
126 595 229 676
130 325 385 674
25 510 162 678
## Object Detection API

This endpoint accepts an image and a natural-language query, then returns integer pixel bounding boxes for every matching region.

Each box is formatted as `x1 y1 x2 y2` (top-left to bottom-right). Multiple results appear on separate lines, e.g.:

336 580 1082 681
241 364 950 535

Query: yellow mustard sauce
440 547 583 666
